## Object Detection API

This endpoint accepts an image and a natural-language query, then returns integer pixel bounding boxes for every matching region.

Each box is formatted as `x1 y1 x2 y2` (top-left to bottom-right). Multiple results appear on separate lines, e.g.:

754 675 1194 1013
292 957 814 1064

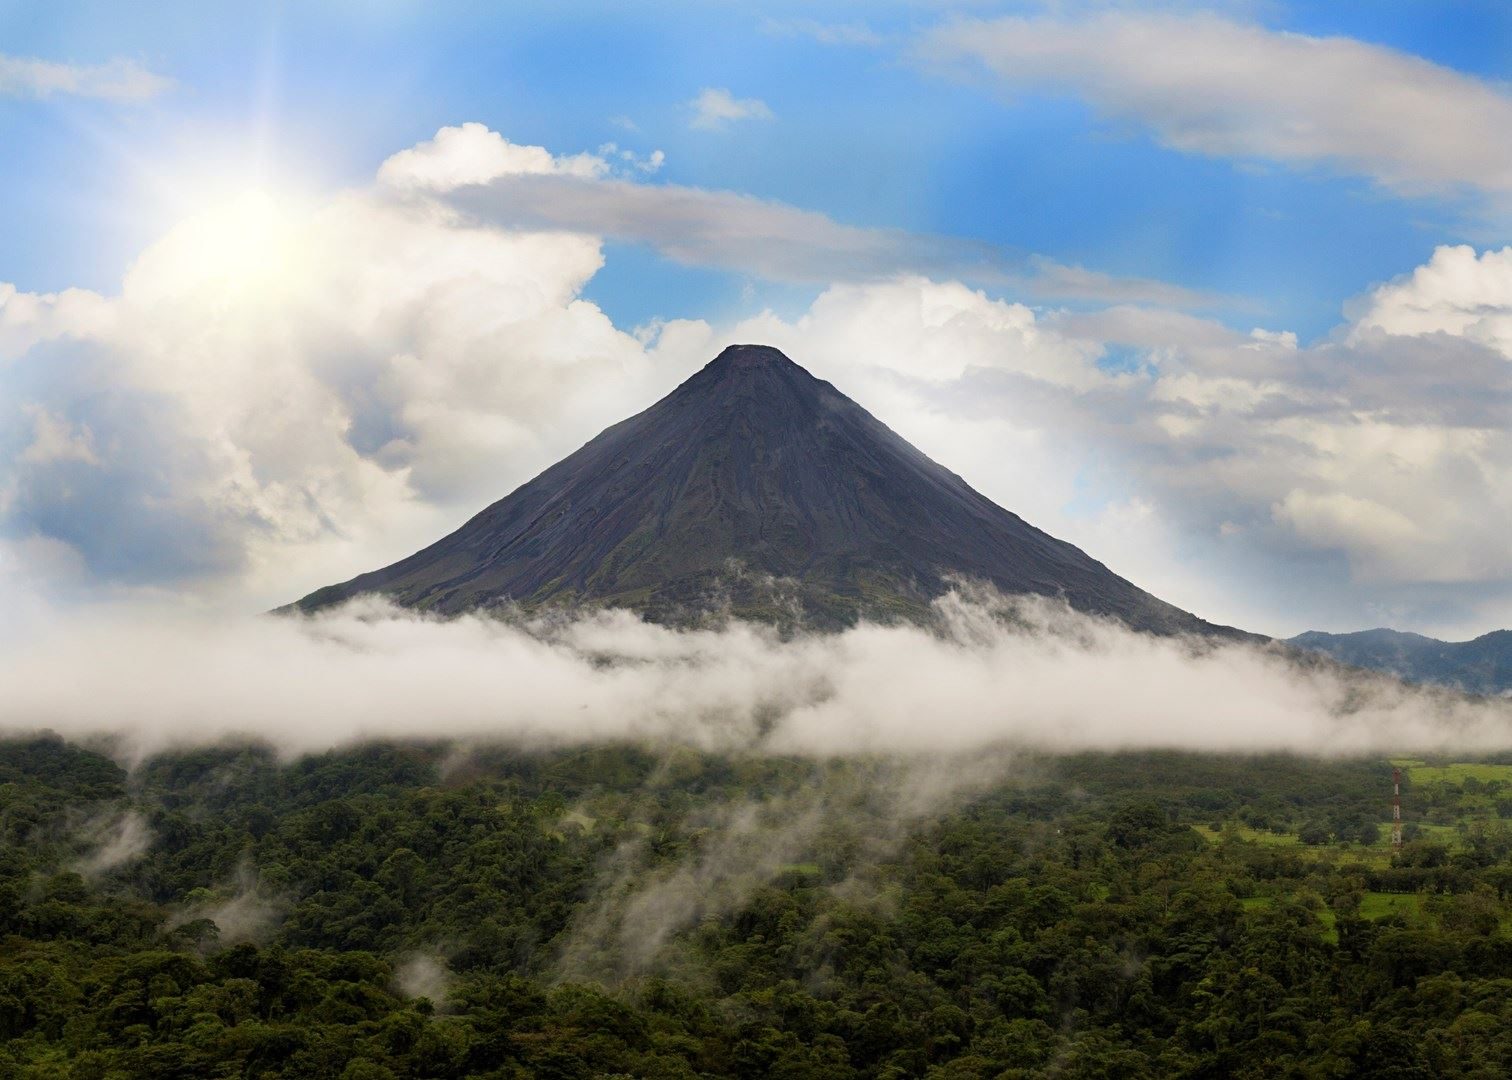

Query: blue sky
5 1 1512 639
6 0 1506 333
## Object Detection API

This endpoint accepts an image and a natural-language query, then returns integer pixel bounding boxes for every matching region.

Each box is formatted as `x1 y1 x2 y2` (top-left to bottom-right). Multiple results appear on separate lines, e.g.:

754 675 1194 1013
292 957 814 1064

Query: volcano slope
291 344 1244 636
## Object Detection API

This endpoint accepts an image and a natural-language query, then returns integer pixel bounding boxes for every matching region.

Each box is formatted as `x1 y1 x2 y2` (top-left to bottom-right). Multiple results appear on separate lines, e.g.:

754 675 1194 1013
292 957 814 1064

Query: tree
1298 821 1332 846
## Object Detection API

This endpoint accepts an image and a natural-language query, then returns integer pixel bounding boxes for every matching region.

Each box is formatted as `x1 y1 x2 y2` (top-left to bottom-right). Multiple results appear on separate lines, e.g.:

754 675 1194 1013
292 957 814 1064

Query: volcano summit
292 345 1238 635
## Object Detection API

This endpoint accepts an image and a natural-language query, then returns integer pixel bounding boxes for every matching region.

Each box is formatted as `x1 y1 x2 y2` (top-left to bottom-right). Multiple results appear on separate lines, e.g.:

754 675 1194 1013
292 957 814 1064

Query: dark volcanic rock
290 344 1244 634
1290 627 1512 695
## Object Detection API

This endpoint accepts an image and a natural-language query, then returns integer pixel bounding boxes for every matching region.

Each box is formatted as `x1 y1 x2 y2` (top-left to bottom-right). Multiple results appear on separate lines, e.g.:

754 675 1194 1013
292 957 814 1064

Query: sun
125 187 315 308
186 190 289 274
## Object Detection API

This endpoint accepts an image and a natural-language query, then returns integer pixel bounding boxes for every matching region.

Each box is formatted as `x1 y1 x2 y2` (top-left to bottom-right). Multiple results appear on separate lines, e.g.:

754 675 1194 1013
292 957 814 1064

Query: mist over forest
7 726 1512 1077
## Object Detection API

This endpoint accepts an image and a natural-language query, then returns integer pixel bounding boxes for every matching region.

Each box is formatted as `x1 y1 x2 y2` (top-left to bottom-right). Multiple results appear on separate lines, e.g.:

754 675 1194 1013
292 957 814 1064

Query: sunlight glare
127 187 315 309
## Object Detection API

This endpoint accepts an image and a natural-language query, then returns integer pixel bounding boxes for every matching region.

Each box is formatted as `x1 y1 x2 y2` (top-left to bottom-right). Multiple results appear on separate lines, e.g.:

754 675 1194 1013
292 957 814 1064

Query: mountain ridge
1290 627 1512 696
290 344 1249 637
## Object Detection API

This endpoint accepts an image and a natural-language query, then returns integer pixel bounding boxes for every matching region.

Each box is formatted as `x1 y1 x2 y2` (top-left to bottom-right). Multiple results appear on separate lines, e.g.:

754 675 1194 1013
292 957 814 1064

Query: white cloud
1048 303 1248 351
4 593 1510 762
21 405 100 466
0 281 114 358
597 142 666 175
444 172 990 284
687 87 774 131
377 121 609 190
1350 244 1512 351
369 123 1219 306
1024 257 1230 310
435 161 1216 306
1273 490 1426 579
732 276 1106 390
924 12 1512 196
0 54 174 102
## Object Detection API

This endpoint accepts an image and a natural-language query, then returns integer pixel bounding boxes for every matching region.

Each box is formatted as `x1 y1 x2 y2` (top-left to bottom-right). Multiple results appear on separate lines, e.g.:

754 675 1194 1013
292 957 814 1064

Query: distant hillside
1289 627 1512 695
290 344 1247 636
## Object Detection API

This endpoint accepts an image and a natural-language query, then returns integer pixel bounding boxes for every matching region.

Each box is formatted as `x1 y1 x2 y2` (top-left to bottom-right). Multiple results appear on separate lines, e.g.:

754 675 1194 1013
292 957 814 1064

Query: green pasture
1358 892 1426 920
1195 823 1396 865
1392 760 1512 787
1241 891 1428 943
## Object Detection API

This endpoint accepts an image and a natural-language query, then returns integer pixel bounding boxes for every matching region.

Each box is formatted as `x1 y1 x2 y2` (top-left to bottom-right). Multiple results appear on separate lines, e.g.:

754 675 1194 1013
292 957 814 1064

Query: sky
3 1 1512 640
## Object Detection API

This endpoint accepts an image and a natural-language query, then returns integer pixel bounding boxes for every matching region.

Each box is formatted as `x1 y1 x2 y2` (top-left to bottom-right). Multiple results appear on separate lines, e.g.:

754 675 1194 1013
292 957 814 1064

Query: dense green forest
3 733 1512 1078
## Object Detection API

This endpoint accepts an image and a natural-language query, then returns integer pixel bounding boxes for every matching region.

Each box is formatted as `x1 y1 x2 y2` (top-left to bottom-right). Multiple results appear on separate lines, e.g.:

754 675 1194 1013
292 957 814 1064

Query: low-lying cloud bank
3 590 1509 761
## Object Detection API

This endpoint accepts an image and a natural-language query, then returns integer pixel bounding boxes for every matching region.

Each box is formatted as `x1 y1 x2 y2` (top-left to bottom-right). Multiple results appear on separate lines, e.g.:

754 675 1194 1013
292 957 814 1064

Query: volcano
291 344 1241 635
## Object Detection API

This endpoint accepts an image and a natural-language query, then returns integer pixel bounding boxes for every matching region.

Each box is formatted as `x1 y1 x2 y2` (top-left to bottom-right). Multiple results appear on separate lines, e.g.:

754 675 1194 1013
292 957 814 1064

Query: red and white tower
1391 767 1403 852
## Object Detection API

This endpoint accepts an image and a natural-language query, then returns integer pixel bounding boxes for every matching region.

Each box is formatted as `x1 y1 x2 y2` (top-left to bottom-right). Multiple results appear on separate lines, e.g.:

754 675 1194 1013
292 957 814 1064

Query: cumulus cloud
687 87 774 131
0 53 174 102
3 592 1509 763
923 12 1512 196
0 281 114 355
20 405 100 466
733 276 1105 389
1350 244 1512 350
378 121 609 190
0 144 665 604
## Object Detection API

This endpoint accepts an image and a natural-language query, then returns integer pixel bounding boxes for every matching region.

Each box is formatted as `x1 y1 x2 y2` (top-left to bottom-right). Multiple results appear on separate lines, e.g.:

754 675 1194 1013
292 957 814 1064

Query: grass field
1194 823 1397 866
1195 824 1301 848
1240 892 1427 943
1413 822 1465 843
1239 895 1341 942
1358 892 1426 920
1402 763 1512 787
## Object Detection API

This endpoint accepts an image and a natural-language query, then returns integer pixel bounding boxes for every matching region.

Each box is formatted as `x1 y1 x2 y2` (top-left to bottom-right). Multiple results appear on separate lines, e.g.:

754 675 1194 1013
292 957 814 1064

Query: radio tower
1391 767 1403 853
